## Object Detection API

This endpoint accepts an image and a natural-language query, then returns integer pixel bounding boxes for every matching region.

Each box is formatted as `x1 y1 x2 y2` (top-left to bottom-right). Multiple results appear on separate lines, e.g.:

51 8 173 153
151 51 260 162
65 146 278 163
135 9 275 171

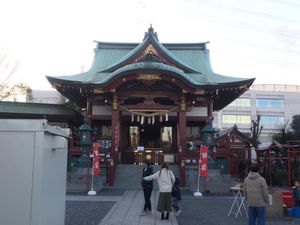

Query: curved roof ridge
99 26 199 74
93 62 200 85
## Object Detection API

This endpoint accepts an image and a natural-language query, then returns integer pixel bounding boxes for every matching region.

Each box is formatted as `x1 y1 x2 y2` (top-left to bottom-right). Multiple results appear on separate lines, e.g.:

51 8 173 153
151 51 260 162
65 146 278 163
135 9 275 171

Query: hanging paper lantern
152 116 155 124
137 115 140 122
165 113 168 121
159 115 163 122
141 116 144 124
148 117 151 124
131 114 134 122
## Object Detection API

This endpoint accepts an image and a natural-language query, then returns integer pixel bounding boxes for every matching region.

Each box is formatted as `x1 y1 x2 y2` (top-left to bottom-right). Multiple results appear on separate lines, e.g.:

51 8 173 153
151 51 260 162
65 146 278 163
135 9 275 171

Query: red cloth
200 146 208 176
93 143 100 175
282 190 294 207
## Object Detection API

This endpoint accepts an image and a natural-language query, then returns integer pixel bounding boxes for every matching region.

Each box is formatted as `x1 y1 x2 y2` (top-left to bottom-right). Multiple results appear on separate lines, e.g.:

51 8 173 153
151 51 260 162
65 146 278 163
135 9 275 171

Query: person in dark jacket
292 180 300 207
141 160 153 213
172 177 182 216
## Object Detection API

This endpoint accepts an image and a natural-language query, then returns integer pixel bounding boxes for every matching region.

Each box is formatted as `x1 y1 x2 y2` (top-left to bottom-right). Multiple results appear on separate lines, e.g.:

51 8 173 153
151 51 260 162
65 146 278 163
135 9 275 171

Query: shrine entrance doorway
121 125 175 164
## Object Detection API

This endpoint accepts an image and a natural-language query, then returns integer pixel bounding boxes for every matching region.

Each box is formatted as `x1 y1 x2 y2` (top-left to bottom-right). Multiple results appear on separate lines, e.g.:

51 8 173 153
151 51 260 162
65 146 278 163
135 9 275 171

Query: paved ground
65 188 300 225
177 196 300 225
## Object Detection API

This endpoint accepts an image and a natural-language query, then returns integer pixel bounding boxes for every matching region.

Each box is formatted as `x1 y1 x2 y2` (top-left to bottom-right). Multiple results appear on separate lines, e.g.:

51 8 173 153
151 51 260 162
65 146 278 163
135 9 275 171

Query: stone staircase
113 164 179 189
67 164 236 194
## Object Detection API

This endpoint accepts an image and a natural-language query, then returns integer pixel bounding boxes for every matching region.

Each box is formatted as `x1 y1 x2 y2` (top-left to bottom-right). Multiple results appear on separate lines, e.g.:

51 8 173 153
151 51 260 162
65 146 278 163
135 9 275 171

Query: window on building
222 115 251 124
186 126 200 139
260 116 284 126
100 125 111 137
256 99 283 108
161 127 173 148
129 126 139 147
228 98 251 107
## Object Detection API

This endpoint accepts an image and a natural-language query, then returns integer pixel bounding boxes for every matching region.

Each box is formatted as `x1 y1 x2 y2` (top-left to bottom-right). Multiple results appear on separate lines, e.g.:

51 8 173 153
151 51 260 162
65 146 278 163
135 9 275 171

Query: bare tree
250 115 263 148
0 51 31 101
0 52 18 85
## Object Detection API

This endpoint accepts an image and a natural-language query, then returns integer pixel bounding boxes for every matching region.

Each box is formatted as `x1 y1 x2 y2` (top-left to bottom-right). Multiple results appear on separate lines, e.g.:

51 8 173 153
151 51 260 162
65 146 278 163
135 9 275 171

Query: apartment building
213 84 300 147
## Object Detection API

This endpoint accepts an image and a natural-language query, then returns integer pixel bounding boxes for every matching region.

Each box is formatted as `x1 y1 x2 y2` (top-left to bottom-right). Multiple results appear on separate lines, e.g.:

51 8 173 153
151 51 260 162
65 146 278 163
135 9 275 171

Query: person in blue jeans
243 164 269 225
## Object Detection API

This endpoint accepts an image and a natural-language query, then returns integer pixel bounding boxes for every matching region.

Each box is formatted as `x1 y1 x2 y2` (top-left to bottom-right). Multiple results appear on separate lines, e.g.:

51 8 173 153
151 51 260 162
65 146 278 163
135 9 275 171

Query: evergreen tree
290 114 300 140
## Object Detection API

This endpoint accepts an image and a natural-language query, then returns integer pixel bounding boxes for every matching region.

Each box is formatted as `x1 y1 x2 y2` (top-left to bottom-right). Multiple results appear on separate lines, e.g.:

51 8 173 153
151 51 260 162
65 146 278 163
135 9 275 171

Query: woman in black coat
141 160 153 213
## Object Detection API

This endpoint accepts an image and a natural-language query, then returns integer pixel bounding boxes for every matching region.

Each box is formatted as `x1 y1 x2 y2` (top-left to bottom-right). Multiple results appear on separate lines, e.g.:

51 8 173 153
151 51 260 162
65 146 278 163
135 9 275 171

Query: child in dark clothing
292 180 300 207
171 177 182 216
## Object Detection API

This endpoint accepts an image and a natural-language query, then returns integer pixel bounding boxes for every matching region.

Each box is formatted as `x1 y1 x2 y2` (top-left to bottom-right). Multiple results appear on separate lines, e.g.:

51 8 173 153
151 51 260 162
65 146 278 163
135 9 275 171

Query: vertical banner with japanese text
114 124 119 147
200 145 208 176
93 143 100 175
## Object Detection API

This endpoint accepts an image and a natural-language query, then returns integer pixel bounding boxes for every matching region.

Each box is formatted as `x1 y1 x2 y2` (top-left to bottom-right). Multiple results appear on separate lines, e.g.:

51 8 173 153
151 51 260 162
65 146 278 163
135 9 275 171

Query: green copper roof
95 62 201 85
91 47 133 72
46 26 254 92
99 26 197 73
0 101 83 125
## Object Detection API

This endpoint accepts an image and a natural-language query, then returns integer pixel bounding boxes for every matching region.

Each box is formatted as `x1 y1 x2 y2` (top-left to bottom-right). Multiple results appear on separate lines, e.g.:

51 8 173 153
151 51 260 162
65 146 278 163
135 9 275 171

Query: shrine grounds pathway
65 188 300 225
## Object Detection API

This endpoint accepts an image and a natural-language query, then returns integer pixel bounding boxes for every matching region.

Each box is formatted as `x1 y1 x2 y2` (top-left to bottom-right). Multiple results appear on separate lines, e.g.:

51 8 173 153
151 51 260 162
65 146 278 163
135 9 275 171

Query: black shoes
165 212 169 220
161 212 169 220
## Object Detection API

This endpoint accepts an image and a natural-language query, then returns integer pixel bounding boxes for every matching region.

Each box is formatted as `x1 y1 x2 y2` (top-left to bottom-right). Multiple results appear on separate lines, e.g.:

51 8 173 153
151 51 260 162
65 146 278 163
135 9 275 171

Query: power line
220 54 300 70
179 11 300 39
192 0 300 24
210 37 300 56
267 0 300 8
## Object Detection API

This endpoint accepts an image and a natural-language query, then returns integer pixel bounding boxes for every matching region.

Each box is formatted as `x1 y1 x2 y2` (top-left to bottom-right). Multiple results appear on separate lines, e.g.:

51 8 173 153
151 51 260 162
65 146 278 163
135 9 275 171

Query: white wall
0 119 69 225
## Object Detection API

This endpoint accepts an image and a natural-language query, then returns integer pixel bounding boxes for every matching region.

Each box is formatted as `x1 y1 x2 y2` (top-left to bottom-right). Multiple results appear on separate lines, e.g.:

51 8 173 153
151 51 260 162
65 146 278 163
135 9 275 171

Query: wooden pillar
118 122 126 159
86 100 93 125
268 147 272 187
111 110 120 161
208 101 213 119
178 111 186 156
177 95 186 186
287 147 292 188
109 94 120 186
227 133 232 175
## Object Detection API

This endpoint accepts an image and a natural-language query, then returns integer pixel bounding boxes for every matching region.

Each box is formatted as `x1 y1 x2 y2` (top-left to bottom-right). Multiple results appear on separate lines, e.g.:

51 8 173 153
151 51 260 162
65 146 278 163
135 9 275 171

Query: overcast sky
0 0 299 90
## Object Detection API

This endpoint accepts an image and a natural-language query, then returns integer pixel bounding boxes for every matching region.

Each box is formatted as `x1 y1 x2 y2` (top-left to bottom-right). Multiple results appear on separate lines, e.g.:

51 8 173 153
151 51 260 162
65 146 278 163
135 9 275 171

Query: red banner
200 146 208 176
93 143 100 175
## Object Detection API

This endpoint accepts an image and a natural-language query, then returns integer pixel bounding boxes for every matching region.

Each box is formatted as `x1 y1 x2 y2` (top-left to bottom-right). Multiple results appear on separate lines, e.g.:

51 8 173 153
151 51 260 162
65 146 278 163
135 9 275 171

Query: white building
213 84 300 147
26 90 66 104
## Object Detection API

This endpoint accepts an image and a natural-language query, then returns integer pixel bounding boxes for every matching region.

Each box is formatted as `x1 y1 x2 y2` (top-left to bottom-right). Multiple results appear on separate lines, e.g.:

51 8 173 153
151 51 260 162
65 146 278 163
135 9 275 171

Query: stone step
113 164 179 189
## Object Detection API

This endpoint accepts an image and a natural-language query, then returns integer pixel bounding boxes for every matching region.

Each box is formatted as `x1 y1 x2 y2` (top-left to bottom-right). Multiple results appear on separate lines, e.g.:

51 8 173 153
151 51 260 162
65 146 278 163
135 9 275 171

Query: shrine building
47 26 254 185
